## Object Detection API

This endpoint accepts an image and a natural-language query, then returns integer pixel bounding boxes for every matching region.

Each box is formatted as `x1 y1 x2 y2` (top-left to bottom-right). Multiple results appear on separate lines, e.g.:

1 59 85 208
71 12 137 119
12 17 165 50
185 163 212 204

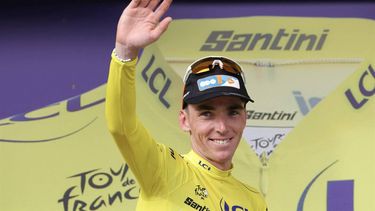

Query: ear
179 109 191 132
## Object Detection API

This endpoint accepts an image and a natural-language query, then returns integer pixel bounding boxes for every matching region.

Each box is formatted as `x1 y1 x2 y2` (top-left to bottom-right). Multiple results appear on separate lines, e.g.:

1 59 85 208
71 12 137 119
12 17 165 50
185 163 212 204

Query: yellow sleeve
105 53 167 197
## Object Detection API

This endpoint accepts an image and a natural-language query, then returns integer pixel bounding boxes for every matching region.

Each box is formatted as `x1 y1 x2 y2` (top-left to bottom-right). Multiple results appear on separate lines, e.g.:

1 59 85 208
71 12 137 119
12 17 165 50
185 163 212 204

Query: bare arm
115 0 173 60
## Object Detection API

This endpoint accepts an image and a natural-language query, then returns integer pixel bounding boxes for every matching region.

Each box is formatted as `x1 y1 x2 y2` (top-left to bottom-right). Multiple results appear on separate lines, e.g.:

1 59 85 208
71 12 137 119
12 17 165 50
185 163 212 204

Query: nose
215 116 229 134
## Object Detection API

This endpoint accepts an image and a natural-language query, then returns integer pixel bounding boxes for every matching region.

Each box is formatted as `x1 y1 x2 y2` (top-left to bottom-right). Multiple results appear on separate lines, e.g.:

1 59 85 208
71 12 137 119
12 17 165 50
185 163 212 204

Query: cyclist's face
179 96 247 171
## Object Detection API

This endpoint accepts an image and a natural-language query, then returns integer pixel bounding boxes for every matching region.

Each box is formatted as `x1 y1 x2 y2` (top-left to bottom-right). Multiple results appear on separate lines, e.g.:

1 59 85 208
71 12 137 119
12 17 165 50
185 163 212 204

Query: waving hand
115 0 173 60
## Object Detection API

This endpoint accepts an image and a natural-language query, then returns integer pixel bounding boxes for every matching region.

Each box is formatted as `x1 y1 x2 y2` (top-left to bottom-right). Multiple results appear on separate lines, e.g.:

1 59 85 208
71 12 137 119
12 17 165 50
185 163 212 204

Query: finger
139 0 151 8
151 16 172 40
147 0 161 11
128 0 141 8
154 0 172 20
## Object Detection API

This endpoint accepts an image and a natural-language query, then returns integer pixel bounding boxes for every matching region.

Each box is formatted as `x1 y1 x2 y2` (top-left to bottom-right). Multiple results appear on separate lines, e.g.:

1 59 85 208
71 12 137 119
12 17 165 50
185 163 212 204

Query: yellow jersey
105 53 268 211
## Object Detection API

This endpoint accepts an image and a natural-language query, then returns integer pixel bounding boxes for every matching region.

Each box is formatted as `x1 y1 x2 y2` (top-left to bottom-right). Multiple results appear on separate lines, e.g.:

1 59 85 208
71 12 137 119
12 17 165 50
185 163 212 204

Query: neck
192 148 232 171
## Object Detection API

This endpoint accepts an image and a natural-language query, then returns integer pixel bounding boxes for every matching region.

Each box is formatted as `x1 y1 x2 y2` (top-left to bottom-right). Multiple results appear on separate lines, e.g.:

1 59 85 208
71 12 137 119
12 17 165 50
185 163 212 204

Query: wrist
114 42 139 61
113 49 134 63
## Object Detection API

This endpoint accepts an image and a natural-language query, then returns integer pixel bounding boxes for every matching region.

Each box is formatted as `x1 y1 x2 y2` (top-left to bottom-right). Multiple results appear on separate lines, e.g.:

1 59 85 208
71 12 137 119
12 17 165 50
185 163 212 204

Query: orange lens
183 57 245 85
190 59 214 73
190 57 241 75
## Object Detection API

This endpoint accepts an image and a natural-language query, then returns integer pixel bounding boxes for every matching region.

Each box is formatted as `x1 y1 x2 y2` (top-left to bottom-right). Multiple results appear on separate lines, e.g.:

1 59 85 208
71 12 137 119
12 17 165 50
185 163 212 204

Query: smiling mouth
210 138 231 145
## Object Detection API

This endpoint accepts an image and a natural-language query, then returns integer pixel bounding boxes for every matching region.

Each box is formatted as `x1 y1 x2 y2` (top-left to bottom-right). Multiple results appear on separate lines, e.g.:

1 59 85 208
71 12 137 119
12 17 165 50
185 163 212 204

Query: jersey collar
185 150 232 177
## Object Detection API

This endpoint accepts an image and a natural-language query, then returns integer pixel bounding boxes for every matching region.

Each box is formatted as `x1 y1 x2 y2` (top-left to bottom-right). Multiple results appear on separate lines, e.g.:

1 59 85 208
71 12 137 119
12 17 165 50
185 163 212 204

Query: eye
199 111 212 118
229 110 240 116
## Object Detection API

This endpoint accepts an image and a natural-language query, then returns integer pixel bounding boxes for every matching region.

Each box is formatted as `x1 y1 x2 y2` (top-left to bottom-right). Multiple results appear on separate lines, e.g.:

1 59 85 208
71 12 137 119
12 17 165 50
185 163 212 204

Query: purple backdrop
1 2 374 119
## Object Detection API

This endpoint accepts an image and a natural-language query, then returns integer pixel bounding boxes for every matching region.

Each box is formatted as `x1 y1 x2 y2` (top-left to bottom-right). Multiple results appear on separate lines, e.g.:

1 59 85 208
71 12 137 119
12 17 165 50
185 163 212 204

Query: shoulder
230 178 268 210
232 177 264 199
240 182 268 210
239 180 261 194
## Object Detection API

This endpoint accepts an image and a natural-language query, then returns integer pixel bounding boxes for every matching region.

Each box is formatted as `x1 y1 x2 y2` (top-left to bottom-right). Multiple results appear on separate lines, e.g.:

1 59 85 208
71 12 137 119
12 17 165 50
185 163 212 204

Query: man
105 0 268 210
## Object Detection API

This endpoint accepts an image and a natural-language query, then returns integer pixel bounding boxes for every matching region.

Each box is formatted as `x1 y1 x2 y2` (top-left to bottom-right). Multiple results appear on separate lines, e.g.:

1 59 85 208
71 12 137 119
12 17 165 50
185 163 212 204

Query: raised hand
115 0 173 60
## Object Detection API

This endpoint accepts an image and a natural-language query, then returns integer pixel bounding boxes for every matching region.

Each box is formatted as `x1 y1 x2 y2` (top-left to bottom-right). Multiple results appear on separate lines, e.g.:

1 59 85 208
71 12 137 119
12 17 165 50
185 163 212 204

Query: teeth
212 139 229 145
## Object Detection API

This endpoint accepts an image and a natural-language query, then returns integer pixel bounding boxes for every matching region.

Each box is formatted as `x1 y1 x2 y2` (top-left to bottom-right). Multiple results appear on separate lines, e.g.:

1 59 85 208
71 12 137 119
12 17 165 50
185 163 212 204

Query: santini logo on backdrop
200 29 329 52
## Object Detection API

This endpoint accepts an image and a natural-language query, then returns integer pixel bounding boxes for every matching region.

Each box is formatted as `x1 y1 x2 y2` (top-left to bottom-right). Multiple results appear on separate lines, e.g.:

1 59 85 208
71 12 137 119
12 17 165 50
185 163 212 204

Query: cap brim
184 91 254 105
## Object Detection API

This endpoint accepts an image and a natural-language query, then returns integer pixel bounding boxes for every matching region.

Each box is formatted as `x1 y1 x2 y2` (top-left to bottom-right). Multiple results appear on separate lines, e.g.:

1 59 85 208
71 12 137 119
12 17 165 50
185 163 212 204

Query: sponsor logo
198 160 211 171
197 75 240 91
249 133 285 157
220 198 250 211
345 65 374 109
141 55 171 108
200 29 329 52
184 197 210 211
0 92 103 143
297 161 354 211
195 185 209 200
246 110 297 121
243 127 291 159
169 147 183 160
58 164 139 211
293 90 322 115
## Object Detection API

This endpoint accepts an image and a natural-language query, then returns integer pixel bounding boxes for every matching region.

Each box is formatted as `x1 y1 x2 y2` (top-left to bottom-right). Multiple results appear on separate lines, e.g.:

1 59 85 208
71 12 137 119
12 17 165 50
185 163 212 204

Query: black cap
182 61 254 108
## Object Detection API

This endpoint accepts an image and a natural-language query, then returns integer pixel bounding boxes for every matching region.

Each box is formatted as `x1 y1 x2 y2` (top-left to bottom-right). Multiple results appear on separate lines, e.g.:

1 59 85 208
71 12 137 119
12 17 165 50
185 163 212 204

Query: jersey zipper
260 151 269 197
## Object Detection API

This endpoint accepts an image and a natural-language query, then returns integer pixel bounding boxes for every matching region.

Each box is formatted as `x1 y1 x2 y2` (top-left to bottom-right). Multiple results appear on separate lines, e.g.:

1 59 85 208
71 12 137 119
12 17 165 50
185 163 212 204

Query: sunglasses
183 56 246 84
